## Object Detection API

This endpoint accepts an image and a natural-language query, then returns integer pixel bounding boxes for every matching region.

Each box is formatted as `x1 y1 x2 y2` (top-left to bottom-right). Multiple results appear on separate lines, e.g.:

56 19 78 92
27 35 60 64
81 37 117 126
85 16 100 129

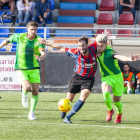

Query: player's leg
127 82 134 94
64 89 90 123
112 73 123 123
63 75 94 123
21 80 31 107
124 86 127 94
61 92 76 119
61 73 80 120
113 95 122 123
102 82 114 122
28 83 39 120
16 70 31 108
136 79 140 94
28 69 41 120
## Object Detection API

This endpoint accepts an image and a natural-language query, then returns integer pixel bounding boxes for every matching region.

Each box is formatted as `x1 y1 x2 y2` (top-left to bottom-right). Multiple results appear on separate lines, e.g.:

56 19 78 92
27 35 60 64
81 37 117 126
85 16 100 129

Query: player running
96 34 140 123
38 36 97 123
0 20 46 120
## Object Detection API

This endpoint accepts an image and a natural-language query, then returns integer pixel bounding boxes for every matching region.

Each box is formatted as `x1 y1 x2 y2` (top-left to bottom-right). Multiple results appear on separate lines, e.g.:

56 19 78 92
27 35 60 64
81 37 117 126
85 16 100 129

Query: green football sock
22 88 28 96
30 95 39 112
103 91 112 111
114 101 122 114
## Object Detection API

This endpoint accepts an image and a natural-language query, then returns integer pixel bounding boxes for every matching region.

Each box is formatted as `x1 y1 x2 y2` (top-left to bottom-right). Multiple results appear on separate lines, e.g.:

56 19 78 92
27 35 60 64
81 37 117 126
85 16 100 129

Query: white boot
28 111 36 120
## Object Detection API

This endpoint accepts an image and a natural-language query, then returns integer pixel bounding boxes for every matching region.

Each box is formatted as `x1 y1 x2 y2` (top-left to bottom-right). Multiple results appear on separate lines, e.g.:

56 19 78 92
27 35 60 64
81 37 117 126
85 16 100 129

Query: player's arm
0 39 9 49
0 34 19 49
35 48 46 61
114 53 140 61
38 38 65 52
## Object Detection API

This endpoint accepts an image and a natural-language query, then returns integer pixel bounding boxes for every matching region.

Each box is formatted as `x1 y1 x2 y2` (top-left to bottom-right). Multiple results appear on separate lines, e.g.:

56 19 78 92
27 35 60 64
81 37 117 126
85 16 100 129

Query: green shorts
124 86 134 94
16 69 40 84
101 73 124 96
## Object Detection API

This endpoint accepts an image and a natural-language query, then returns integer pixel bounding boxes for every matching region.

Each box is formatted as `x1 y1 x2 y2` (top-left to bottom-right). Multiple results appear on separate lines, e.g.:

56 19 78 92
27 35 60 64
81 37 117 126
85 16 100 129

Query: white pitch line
1 121 140 130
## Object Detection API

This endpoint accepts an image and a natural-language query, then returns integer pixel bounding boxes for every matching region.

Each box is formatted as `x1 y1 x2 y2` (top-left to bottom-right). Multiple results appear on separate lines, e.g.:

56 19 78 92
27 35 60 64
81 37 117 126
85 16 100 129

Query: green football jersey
9 33 45 70
97 45 121 77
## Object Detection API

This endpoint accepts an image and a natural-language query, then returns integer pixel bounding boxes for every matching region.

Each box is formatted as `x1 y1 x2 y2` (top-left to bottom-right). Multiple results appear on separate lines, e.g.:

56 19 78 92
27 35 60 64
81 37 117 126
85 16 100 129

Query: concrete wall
1 52 140 93
39 52 102 93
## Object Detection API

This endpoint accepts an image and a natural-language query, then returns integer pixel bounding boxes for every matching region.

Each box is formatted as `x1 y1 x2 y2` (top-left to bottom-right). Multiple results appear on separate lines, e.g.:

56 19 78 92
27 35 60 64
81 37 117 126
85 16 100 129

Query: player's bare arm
38 38 65 52
114 53 140 61
34 49 46 61
0 40 9 49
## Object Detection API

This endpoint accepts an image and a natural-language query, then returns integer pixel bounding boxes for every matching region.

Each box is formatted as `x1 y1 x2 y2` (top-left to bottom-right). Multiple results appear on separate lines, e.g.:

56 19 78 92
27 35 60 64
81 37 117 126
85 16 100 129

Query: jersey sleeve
131 74 135 83
106 49 117 58
65 47 79 58
39 43 45 49
9 33 20 43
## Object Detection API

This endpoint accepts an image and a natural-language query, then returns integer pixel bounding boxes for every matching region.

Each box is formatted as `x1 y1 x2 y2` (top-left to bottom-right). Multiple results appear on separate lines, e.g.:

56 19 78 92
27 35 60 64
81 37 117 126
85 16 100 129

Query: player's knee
80 90 90 101
137 84 140 92
24 86 31 92
31 89 39 95
103 91 110 100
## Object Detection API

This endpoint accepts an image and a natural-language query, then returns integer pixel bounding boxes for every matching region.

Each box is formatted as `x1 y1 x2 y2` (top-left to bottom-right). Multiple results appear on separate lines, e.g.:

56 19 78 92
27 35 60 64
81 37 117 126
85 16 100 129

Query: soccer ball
58 98 72 112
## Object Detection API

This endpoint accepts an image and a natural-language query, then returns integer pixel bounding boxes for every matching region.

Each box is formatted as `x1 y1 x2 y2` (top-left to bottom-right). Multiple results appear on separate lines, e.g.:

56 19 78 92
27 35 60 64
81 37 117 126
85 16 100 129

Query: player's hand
34 55 42 61
38 38 48 45
96 52 102 57
131 53 140 61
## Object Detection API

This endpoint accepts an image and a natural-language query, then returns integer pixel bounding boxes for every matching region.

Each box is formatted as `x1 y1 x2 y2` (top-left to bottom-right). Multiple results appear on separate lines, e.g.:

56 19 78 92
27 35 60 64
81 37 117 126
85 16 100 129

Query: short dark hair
27 20 38 28
77 36 88 44
123 63 130 67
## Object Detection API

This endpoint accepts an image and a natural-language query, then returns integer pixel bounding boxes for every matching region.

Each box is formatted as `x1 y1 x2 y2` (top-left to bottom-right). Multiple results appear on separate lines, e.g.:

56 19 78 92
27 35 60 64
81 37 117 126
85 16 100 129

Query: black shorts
68 73 95 94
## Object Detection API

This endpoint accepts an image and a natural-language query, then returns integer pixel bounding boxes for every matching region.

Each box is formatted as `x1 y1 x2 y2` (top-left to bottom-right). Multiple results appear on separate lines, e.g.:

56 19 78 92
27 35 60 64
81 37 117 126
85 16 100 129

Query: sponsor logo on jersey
80 62 95 68
92 56 95 61
111 51 115 54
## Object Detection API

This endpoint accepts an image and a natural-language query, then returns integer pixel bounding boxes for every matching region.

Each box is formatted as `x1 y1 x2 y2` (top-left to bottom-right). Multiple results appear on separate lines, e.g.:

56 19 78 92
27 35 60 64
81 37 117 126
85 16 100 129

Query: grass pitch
0 92 140 140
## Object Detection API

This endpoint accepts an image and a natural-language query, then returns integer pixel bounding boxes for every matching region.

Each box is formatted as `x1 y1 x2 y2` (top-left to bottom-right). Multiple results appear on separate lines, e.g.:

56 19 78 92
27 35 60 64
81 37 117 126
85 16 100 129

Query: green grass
0 92 140 140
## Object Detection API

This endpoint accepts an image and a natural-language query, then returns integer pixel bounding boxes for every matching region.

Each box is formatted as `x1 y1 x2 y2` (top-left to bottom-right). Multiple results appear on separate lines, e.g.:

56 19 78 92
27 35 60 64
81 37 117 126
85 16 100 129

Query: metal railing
0 26 140 48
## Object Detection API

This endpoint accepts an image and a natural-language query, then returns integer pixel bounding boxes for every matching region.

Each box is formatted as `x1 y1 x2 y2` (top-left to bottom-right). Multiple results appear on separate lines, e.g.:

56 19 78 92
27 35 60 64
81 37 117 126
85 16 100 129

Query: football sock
66 99 84 119
114 101 122 114
30 95 39 112
103 91 112 111
137 84 140 92
22 88 28 96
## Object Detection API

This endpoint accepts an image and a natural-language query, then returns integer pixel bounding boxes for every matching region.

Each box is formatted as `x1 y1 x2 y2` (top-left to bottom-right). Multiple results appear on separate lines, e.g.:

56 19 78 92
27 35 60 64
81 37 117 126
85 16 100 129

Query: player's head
77 36 89 55
27 20 38 39
96 34 108 53
123 63 130 72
